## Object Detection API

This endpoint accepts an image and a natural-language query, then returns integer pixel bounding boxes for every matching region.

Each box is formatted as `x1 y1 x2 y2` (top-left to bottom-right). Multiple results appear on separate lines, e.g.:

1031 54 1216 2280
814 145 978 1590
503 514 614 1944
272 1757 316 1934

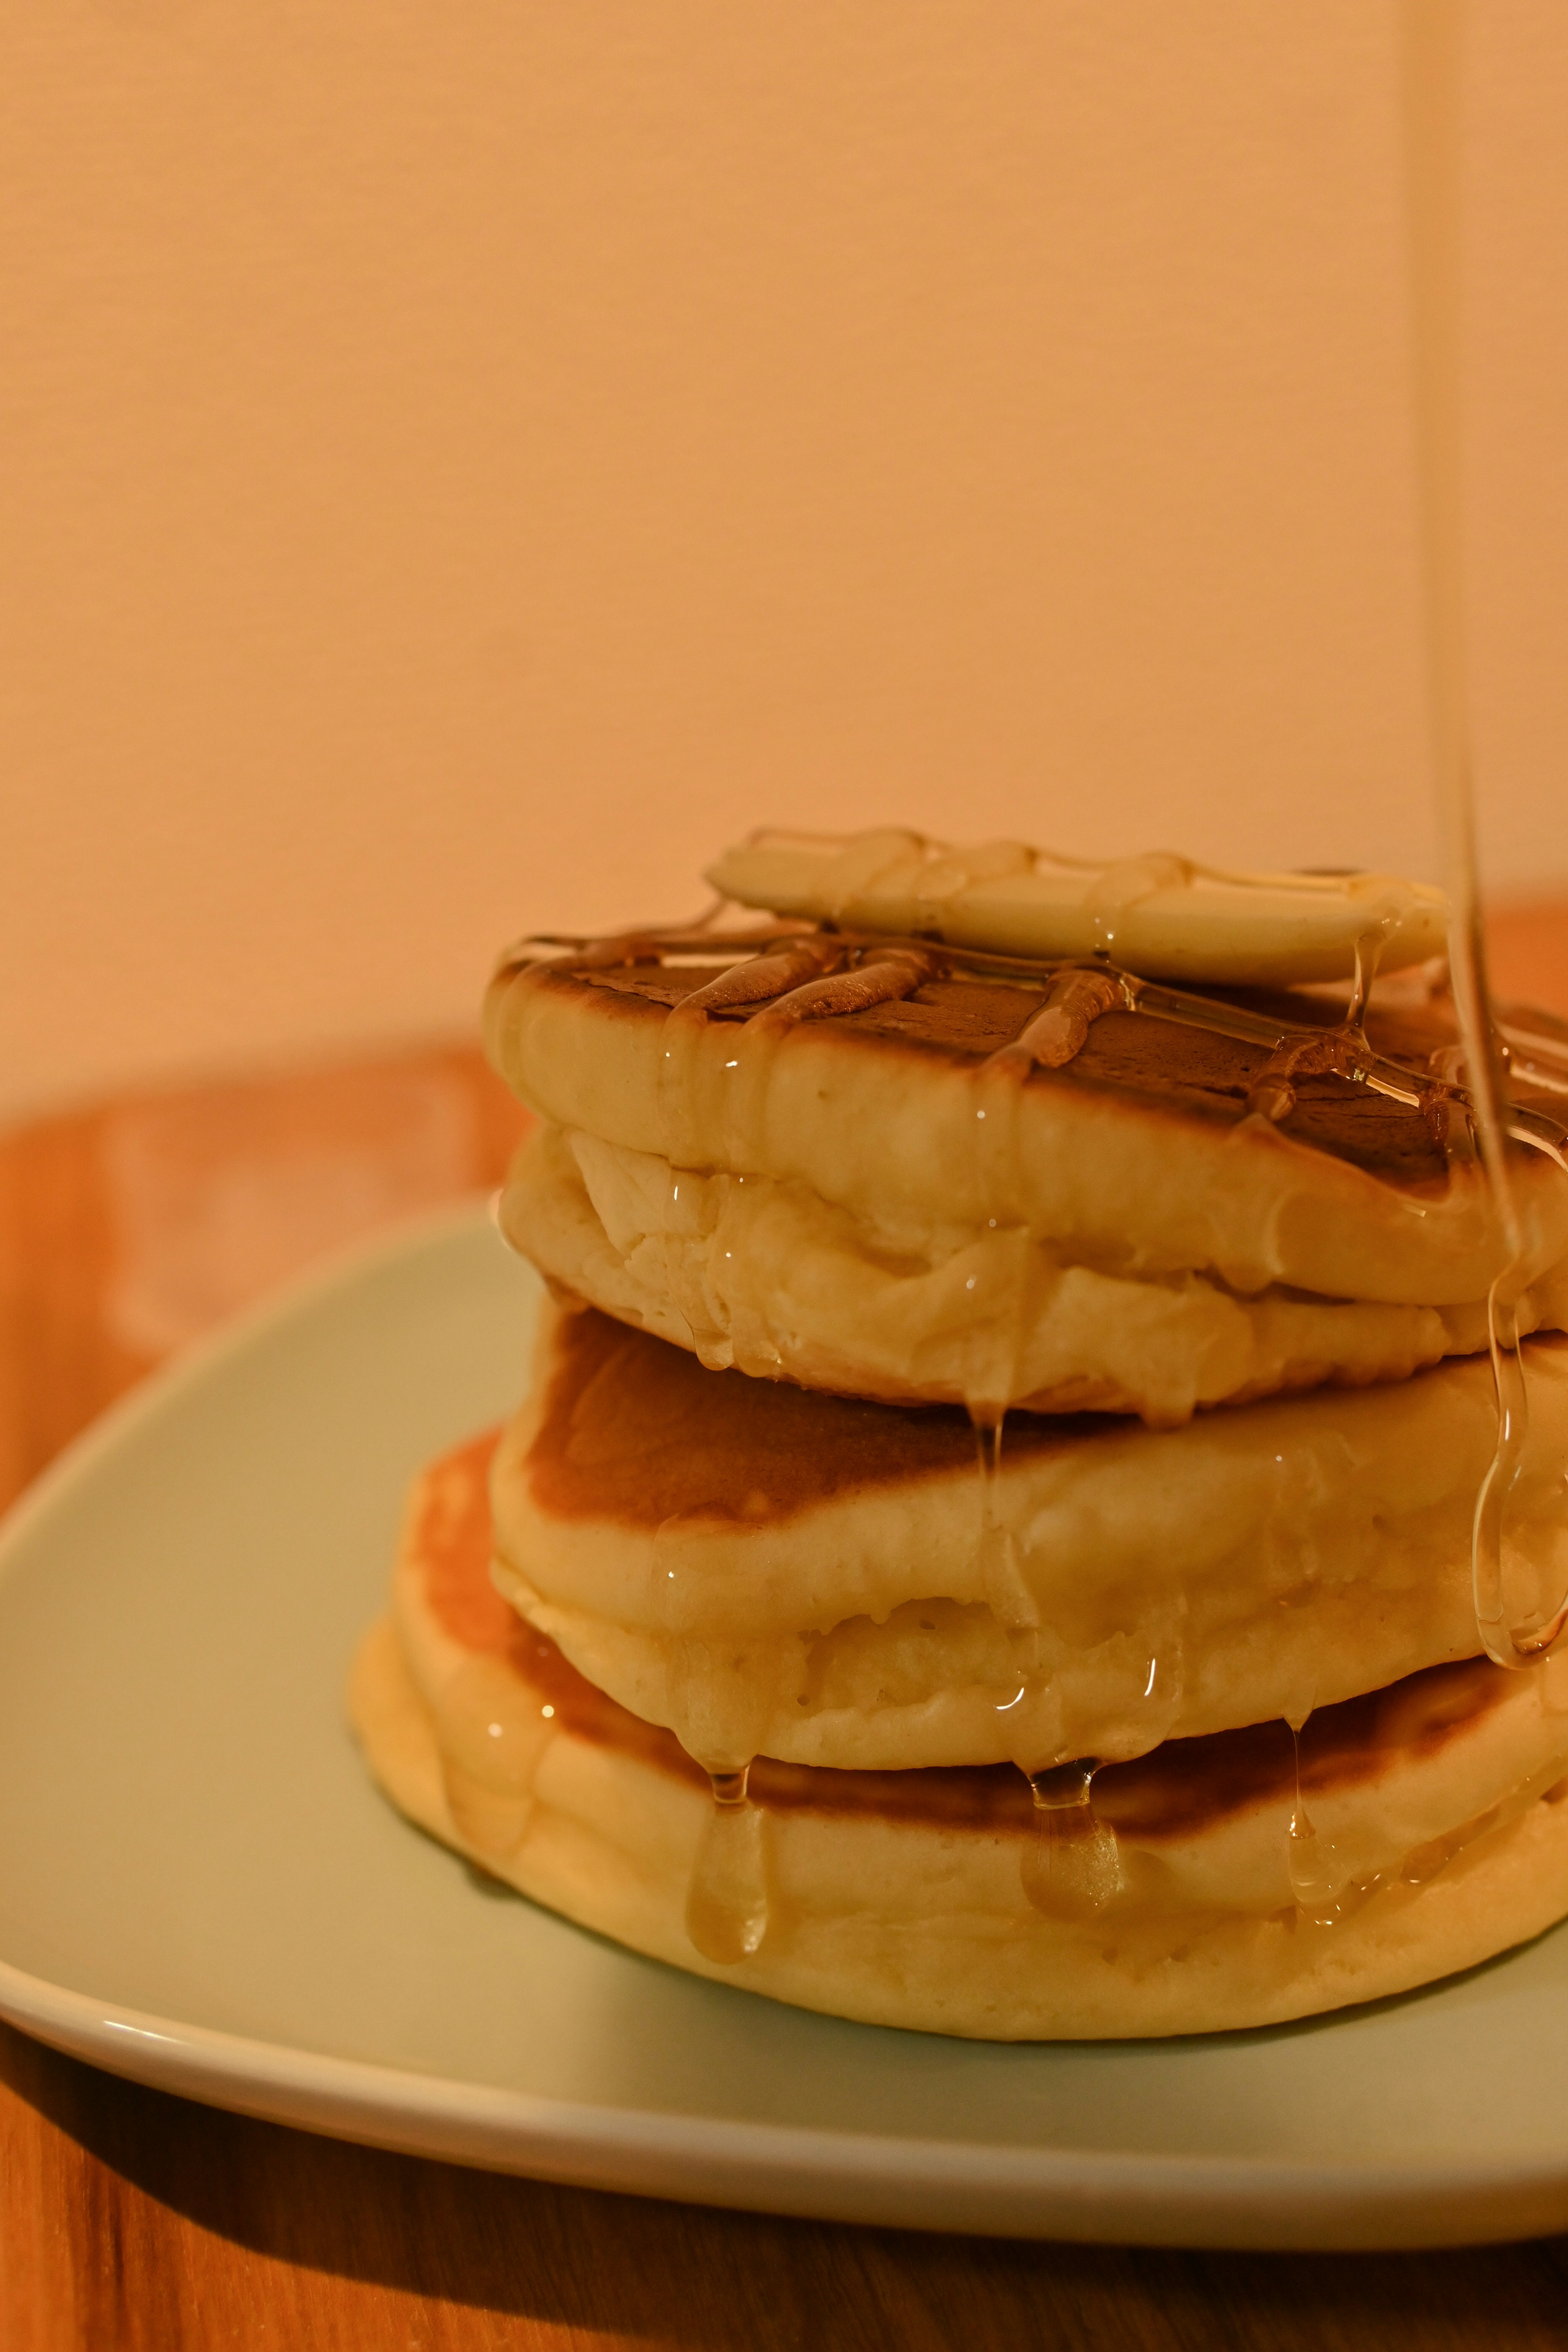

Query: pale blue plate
0 1205 1564 2249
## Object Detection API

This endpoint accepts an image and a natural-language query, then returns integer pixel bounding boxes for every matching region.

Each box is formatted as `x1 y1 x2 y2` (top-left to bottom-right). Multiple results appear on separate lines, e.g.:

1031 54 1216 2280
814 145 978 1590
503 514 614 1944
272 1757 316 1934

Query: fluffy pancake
508 1118 1568 1428
489 1297 1568 1774
348 1428 1568 2040
485 930 1568 1422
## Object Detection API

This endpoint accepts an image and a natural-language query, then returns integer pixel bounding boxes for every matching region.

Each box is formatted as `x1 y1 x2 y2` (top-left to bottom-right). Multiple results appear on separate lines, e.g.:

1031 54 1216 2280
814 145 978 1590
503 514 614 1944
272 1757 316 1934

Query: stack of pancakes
351 833 1568 2038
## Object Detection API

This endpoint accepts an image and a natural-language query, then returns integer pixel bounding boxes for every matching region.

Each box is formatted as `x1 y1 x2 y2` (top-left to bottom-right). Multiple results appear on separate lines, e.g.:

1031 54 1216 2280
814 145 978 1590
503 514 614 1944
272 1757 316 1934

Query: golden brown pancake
485 928 1568 1421
348 1429 1568 2040
488 1296 1568 1773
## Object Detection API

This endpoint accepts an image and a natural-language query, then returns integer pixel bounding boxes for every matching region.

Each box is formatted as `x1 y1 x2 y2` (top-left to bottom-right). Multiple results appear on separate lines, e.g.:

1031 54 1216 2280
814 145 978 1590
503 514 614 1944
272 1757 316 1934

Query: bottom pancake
347 1431 1568 2041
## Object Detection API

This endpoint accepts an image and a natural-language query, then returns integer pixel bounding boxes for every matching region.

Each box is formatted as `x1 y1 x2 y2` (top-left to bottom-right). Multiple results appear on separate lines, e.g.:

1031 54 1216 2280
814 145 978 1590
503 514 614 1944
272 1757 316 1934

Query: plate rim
4 1203 1568 2252
5 1947 1568 2252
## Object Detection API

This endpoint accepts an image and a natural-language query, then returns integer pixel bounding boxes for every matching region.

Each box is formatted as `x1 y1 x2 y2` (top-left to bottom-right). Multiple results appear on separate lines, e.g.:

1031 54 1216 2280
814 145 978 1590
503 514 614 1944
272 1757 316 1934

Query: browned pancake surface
522 954 1494 1187
522 1307 1094 1528
420 1431 1513 1844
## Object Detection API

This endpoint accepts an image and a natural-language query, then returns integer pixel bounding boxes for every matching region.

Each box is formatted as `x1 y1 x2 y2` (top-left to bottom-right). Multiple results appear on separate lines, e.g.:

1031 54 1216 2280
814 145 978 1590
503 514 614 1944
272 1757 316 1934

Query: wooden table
3 909 1568 2350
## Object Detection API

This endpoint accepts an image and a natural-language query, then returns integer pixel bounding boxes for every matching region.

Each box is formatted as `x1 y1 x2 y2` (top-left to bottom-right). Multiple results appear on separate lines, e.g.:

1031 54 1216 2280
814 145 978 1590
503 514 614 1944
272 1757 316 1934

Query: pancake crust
348 1429 1568 2040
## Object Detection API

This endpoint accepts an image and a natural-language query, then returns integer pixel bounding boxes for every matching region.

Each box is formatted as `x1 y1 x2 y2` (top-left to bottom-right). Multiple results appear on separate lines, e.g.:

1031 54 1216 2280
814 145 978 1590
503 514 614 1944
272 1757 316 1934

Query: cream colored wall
3 2 1565 1119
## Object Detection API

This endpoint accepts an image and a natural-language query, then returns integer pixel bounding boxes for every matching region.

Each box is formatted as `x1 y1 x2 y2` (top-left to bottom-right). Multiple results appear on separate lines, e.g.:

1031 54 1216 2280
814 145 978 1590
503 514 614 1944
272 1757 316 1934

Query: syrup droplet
651 1520 779 1960
685 1765 770 1963
1285 1719 1339 1927
433 1656 555 1859
1284 1717 1381 1926
1134 1619 1188 1747
1021 1760 1123 1920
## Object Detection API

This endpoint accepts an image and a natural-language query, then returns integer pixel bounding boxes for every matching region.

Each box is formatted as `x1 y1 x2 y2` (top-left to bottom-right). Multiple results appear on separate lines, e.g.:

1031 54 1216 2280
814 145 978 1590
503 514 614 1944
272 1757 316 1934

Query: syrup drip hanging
1021 1760 1123 1920
969 1411 1042 1646
1282 1714 1377 1928
650 1517 773 1964
686 1765 770 1964
432 1656 555 1860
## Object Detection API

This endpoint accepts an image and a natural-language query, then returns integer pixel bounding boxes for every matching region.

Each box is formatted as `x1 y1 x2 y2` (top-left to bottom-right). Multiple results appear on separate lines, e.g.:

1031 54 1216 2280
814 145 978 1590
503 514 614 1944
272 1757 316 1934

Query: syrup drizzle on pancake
411 1428 1545 1901
497 921 1568 1164
528 1307 1073 1530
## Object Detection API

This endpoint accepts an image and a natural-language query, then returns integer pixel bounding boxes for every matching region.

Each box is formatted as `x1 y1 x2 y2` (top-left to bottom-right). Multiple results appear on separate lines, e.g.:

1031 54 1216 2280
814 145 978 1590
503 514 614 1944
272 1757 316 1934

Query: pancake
488 1297 1568 1774
485 927 1568 1423
347 1428 1568 2040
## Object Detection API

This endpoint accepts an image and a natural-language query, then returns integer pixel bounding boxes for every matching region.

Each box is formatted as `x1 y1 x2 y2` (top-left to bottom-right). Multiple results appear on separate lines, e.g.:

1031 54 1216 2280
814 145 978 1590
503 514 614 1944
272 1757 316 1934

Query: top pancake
489 930 1568 1216
486 924 1568 1420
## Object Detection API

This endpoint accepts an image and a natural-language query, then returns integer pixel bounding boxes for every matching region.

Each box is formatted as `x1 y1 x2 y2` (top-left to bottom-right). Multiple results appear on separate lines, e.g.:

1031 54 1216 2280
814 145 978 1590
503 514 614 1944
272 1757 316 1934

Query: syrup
969 1411 1042 1642
1283 1713 1367 1927
1399 0 1568 1670
433 1654 555 1858
518 911 1568 1165
1021 1760 1124 1920
650 1517 775 1962
649 1515 784 1757
685 1765 770 1964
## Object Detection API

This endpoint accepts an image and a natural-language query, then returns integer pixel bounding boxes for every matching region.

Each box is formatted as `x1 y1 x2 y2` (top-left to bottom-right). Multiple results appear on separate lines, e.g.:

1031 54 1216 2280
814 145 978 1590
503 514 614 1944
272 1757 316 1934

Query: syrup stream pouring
1399 0 1568 1668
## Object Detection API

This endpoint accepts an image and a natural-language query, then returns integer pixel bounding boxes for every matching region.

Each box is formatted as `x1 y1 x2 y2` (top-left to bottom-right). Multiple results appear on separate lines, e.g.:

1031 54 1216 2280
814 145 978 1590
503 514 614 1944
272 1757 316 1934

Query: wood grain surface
1 920 1566 2350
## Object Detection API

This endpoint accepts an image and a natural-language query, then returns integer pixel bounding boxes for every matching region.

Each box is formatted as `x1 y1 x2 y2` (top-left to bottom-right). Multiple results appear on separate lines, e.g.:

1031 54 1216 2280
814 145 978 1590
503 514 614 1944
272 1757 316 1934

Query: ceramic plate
2 1205 1568 2252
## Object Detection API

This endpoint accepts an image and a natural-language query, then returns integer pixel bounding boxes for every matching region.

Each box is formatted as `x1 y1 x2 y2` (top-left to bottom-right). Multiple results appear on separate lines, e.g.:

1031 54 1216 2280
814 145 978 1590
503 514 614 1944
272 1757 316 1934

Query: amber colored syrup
1022 1760 1123 1920
648 1517 773 1964
1399 0 1568 1673
685 1765 769 1964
